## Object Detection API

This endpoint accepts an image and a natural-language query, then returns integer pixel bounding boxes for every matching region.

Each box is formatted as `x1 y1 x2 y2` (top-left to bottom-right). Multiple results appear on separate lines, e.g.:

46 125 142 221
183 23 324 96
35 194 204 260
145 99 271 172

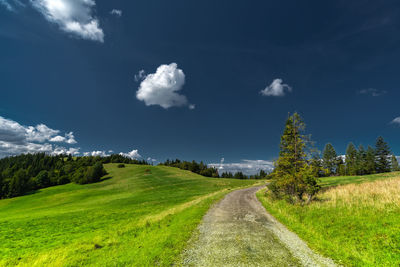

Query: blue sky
1 0 399 174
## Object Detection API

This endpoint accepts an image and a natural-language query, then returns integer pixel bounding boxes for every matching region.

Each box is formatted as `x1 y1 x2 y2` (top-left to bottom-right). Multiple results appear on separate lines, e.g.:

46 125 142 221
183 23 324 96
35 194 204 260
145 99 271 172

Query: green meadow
0 164 259 266
258 171 400 266
319 171 400 187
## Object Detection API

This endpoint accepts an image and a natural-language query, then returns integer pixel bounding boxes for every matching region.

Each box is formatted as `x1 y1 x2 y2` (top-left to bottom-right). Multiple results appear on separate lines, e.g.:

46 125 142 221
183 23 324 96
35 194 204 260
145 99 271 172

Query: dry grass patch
321 177 400 208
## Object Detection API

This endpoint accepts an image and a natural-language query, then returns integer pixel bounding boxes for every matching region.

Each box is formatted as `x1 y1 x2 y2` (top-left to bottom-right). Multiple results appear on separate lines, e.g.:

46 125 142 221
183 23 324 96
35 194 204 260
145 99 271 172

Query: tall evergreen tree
322 143 337 175
345 143 358 175
391 155 400 172
375 136 391 173
356 145 367 175
268 113 320 203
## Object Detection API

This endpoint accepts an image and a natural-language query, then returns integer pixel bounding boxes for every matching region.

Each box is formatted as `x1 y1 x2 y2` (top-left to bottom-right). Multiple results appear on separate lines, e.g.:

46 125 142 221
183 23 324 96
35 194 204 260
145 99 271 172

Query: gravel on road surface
179 186 336 267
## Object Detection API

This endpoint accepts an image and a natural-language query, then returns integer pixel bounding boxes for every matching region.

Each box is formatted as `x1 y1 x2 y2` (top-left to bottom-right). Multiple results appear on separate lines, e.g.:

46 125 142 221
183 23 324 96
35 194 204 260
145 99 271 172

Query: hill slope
0 164 259 266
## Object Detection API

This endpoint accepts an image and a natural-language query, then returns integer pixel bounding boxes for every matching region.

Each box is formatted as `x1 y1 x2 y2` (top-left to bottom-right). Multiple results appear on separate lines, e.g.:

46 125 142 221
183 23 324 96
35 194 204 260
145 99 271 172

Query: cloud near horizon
0 116 79 158
209 159 274 175
260 78 292 97
119 149 141 159
83 149 142 159
136 63 194 109
29 0 104 42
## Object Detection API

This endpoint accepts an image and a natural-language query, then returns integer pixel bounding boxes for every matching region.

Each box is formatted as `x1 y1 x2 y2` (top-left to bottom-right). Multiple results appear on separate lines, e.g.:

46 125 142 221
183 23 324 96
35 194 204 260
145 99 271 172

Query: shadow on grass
100 176 113 182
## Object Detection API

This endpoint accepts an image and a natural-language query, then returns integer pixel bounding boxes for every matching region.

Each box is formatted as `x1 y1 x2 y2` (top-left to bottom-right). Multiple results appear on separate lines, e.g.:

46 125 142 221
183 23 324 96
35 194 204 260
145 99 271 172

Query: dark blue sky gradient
1 0 399 163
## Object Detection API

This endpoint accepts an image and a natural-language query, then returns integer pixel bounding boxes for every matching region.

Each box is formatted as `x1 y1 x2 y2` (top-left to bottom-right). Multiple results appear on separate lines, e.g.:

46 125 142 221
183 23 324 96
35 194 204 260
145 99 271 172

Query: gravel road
179 186 336 267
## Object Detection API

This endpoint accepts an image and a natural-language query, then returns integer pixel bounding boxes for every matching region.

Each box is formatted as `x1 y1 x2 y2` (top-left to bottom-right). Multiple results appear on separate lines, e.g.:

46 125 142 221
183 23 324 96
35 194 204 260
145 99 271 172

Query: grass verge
257 172 400 266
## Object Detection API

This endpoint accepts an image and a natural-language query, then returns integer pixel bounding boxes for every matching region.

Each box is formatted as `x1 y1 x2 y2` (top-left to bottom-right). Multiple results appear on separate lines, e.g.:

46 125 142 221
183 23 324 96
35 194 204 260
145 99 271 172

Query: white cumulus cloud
120 149 141 159
0 116 79 158
136 63 194 109
260 78 292 97
84 150 108 157
49 132 76 144
30 0 104 42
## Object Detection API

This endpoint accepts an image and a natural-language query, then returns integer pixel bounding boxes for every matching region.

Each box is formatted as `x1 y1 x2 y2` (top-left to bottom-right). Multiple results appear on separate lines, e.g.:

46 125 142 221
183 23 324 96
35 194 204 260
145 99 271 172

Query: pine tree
391 155 400 172
310 153 327 177
356 145 367 175
365 146 376 174
268 113 320 203
345 143 358 175
322 143 337 175
336 156 346 176
375 136 391 173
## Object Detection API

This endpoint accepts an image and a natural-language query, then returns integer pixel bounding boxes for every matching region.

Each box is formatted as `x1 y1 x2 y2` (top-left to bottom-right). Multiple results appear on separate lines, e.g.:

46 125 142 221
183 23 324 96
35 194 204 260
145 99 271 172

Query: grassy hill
258 171 400 266
0 164 260 266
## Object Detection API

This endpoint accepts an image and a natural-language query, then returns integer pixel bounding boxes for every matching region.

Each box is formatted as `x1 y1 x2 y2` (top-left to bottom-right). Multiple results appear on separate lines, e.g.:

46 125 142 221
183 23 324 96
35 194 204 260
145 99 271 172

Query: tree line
315 137 399 177
0 153 149 199
268 113 400 204
159 159 268 179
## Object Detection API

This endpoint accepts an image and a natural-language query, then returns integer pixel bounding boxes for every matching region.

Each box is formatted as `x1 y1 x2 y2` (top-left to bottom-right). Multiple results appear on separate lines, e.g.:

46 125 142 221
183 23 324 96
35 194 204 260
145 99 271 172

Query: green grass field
0 164 259 266
258 171 400 266
319 171 400 187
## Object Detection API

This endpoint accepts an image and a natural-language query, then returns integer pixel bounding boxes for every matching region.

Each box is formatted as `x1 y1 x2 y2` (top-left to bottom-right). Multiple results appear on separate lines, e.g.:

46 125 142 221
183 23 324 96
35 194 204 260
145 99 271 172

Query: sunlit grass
258 172 400 266
0 164 259 266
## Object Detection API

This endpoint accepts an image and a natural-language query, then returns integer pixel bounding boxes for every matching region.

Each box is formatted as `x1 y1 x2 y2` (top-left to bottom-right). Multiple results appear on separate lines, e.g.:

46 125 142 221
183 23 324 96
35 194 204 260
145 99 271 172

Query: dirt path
179 186 336 267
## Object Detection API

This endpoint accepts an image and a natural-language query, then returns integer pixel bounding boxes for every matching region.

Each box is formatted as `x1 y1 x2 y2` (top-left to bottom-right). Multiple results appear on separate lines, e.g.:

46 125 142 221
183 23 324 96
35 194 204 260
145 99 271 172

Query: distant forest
0 153 148 199
159 159 268 179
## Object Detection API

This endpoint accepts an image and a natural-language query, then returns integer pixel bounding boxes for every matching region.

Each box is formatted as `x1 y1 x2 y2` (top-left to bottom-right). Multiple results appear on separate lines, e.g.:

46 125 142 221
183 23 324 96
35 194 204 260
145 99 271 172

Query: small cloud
189 104 195 110
260 79 292 97
49 132 77 144
391 117 400 126
31 0 104 42
147 157 157 162
84 150 108 157
110 9 122 17
136 63 194 109
134 70 146 82
53 147 80 156
65 132 77 144
50 135 66 142
120 149 141 159
358 88 387 97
